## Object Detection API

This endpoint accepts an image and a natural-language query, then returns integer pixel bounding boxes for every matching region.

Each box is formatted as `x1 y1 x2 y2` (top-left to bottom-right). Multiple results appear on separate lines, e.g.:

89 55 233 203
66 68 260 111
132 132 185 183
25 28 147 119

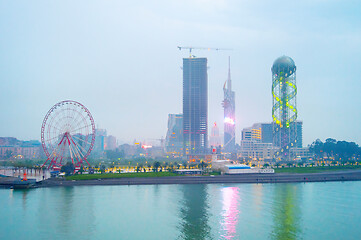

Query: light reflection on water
2 182 361 240
270 184 301 240
220 187 240 239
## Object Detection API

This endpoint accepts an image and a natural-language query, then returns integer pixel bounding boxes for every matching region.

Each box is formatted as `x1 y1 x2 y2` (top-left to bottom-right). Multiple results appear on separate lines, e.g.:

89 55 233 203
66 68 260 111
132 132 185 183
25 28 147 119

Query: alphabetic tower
272 56 297 161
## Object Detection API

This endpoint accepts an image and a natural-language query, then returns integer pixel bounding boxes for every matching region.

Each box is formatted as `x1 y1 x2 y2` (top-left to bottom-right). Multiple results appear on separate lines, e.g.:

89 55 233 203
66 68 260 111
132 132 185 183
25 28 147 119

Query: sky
0 0 361 146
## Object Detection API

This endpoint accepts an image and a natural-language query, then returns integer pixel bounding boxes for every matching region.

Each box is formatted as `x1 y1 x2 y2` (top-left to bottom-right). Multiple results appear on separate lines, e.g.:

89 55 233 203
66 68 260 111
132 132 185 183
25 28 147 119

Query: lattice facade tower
183 58 208 155
223 57 236 153
272 56 297 161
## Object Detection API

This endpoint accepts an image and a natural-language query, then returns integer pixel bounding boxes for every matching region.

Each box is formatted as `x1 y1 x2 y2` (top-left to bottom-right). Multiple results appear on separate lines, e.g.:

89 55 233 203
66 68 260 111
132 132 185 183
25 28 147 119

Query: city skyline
1 1 361 146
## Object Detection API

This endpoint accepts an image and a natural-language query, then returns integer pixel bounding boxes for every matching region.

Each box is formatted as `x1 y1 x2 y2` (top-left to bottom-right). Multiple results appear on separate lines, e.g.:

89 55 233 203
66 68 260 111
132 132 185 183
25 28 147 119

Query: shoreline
33 170 361 188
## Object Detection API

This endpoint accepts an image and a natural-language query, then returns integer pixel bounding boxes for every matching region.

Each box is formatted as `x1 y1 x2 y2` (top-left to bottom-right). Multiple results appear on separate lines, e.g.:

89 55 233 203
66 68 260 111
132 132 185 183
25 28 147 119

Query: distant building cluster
162 54 310 162
0 137 43 159
91 129 118 158
239 121 308 161
2 55 312 162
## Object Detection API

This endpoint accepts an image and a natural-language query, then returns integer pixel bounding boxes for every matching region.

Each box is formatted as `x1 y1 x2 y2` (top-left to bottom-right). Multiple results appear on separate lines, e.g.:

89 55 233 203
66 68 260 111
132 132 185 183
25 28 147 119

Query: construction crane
177 46 232 58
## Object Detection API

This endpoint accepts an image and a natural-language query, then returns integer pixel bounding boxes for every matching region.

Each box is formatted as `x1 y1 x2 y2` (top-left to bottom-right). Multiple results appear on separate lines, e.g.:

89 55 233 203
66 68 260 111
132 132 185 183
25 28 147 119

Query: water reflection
270 184 302 240
58 187 75 236
178 184 212 240
9 189 30 210
220 187 240 239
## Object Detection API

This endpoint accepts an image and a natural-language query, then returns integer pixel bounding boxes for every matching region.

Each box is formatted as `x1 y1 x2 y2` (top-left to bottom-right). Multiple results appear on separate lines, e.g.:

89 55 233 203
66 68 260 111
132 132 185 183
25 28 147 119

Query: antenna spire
227 56 232 90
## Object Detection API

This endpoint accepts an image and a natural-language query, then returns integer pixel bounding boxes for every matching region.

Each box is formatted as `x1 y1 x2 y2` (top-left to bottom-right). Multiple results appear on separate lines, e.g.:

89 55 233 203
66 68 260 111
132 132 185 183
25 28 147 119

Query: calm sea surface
1 181 361 240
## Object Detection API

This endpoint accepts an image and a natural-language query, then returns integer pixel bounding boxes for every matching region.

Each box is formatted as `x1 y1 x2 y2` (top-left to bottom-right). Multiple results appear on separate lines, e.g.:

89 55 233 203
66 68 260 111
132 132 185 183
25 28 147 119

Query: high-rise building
106 135 117 150
240 123 273 160
260 123 273 144
271 56 298 161
209 122 222 147
183 57 208 155
165 114 183 154
223 57 236 153
240 121 303 161
241 123 272 143
92 129 107 157
295 121 303 148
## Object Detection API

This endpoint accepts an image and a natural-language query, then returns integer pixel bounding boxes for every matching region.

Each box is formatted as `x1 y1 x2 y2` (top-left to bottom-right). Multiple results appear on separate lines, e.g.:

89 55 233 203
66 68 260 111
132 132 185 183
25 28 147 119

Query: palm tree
153 161 161 172
100 165 106 174
79 165 84 174
199 161 208 170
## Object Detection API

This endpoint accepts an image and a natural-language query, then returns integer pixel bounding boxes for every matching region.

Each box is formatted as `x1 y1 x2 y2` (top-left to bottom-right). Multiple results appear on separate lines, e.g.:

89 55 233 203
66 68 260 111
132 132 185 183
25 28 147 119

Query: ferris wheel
41 100 96 170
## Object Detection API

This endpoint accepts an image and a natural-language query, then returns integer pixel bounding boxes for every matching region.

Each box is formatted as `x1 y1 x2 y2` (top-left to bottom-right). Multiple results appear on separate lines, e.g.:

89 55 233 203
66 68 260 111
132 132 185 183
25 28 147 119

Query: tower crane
177 46 232 58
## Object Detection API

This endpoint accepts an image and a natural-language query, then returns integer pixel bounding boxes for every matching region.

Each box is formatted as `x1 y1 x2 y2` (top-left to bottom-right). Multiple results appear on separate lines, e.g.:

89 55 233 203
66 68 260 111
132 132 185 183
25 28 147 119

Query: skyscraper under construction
183 57 208 155
223 57 236 153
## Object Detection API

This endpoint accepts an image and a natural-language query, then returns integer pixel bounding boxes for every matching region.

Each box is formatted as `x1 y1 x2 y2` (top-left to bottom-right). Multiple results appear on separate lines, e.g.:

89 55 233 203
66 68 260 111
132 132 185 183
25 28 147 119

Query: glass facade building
183 58 208 155
165 114 183 155
223 58 236 153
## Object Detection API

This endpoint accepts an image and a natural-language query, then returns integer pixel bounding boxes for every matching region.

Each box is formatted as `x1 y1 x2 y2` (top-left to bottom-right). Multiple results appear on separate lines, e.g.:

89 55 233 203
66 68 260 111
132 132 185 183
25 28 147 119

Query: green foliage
309 138 361 161
152 161 161 172
60 162 75 176
100 165 106 174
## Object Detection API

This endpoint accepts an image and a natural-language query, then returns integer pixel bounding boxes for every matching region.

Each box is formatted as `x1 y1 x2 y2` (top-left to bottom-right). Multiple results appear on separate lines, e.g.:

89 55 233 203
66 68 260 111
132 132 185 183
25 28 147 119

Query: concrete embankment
36 170 361 188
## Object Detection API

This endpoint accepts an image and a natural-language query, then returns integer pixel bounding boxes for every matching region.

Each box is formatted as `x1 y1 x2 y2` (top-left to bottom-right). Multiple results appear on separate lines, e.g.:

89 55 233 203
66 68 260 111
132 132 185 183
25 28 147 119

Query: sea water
1 181 361 240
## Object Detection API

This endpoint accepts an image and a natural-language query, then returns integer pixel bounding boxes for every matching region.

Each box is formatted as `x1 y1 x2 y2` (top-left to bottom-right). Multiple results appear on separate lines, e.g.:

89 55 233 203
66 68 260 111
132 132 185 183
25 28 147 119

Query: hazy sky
1 0 361 146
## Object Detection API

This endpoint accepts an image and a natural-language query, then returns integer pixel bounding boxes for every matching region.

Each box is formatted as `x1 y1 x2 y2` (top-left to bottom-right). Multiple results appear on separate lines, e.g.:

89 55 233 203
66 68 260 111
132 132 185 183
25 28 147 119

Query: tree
199 161 208 170
100 165 106 174
309 138 361 162
79 165 84 174
60 162 75 176
324 138 336 159
169 163 174 170
153 161 161 172
309 139 324 160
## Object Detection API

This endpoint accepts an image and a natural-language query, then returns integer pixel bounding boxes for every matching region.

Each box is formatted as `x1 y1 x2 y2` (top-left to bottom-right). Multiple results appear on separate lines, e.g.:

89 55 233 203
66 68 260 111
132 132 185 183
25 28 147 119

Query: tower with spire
223 57 236 153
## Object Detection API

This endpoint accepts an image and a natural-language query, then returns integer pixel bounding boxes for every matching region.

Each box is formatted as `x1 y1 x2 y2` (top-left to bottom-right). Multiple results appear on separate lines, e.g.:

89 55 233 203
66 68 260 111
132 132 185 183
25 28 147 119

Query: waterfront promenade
36 170 361 188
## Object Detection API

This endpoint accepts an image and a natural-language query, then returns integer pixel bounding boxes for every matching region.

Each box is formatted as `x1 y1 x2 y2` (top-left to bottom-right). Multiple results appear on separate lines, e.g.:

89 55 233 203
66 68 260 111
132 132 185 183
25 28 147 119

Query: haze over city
1 0 360 146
